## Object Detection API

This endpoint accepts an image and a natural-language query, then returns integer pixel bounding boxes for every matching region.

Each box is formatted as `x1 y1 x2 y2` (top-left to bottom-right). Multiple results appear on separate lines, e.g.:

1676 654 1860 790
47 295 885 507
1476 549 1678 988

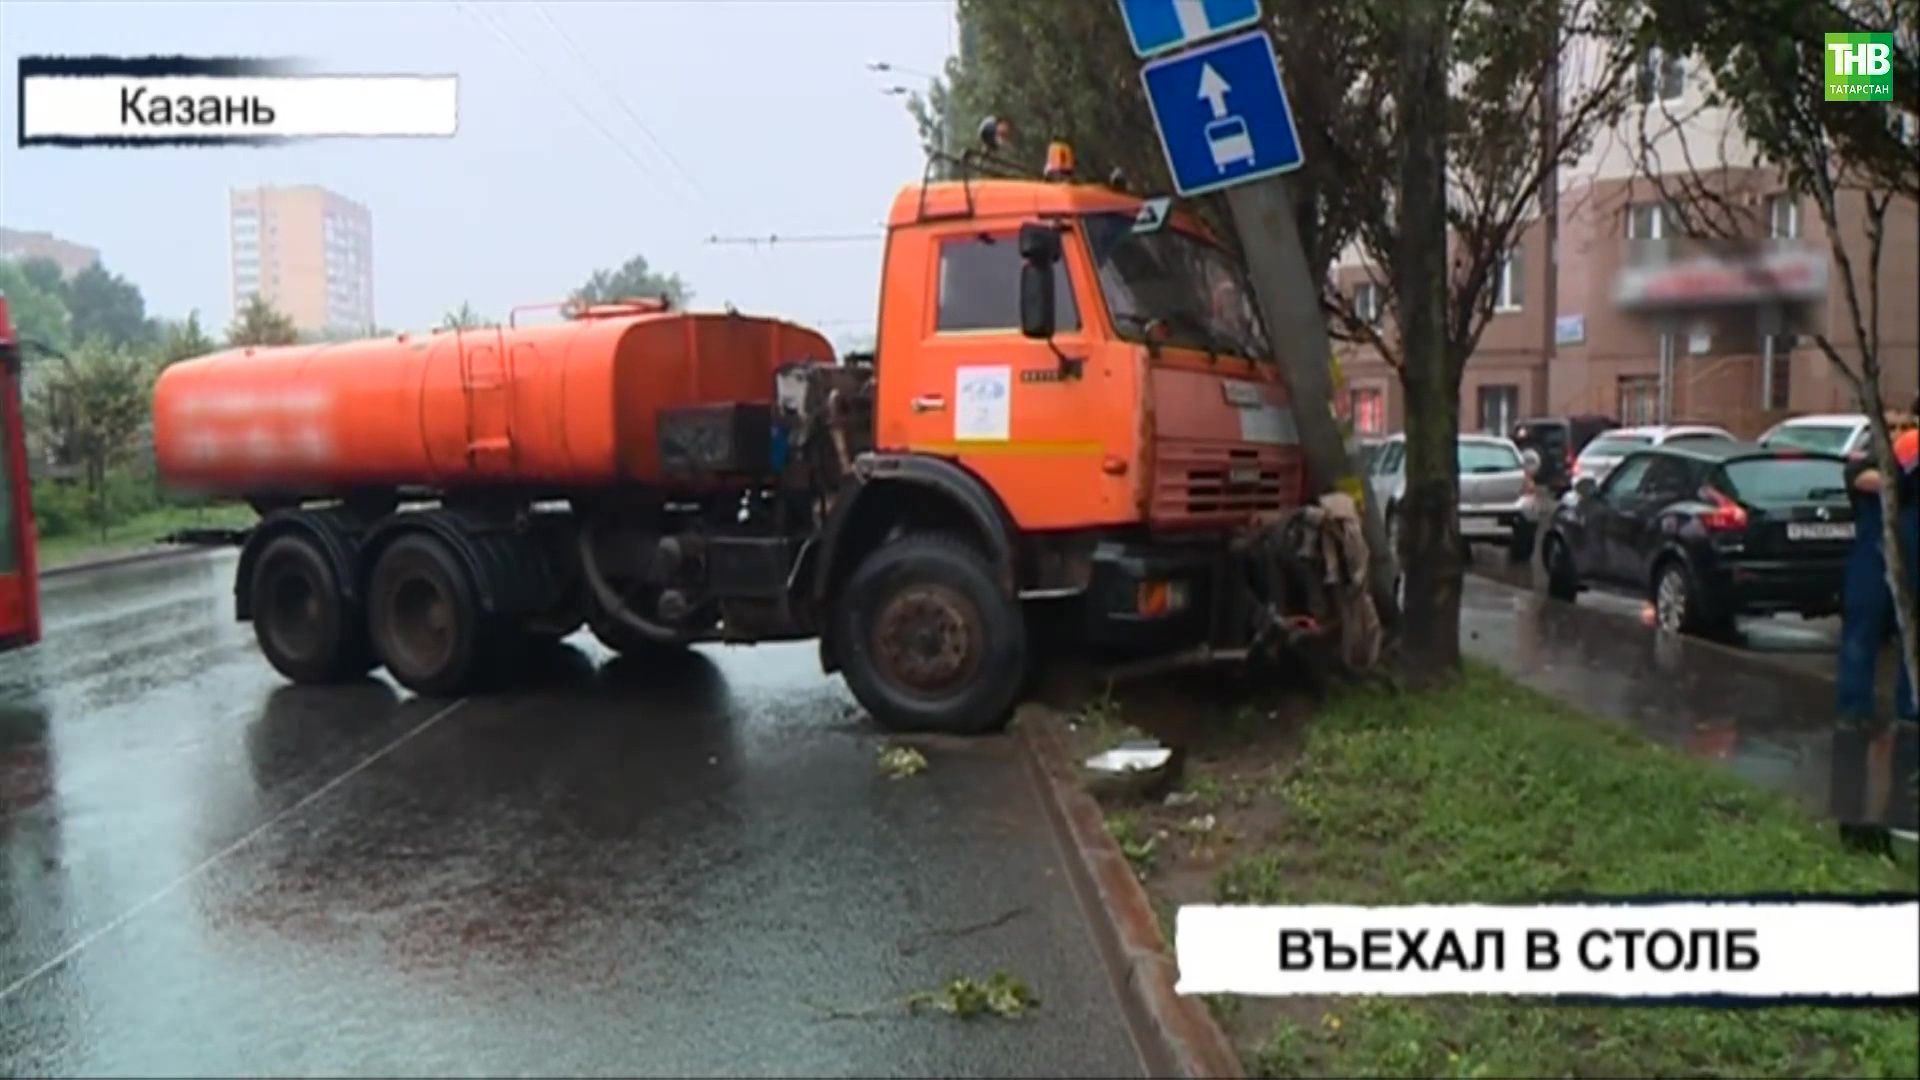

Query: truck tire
250 533 371 684
832 532 1026 735
367 533 483 697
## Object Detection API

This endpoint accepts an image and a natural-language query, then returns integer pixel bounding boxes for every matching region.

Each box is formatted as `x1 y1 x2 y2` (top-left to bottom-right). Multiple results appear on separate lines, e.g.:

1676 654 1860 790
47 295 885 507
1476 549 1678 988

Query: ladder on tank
457 327 514 470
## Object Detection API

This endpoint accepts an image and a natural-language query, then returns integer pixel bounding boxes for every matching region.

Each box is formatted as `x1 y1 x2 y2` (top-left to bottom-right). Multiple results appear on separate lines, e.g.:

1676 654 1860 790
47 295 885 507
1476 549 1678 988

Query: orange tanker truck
154 143 1311 734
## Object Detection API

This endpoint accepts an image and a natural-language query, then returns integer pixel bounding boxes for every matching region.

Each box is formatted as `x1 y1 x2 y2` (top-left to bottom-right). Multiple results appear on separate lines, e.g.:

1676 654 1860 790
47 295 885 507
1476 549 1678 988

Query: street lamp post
869 59 948 164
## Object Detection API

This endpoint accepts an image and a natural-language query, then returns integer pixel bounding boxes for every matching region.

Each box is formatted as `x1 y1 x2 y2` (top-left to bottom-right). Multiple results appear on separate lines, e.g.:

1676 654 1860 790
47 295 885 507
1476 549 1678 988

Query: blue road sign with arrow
1140 28 1303 197
1117 0 1262 58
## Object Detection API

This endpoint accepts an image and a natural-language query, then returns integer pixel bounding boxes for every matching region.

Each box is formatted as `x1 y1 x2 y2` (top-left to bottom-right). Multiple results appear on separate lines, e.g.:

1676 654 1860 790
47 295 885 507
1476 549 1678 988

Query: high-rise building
229 185 374 335
0 227 100 278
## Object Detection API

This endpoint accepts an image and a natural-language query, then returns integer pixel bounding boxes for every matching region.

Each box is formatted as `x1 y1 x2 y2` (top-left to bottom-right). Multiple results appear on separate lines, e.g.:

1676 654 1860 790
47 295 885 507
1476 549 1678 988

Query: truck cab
841 176 1303 665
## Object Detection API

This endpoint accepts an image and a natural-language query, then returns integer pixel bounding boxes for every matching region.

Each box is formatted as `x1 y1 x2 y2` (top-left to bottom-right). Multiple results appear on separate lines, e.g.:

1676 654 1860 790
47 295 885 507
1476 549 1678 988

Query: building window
1687 324 1712 354
1766 194 1800 239
935 233 1079 333
1476 385 1519 436
1765 335 1795 409
1352 281 1383 326
1494 249 1524 311
1627 201 1668 239
1635 47 1685 104
1619 376 1660 425
1350 387 1386 435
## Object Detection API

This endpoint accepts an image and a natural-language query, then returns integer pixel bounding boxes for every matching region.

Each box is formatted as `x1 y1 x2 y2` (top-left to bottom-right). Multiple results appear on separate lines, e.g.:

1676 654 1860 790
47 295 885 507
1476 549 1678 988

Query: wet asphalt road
1461 546 1914 827
0 552 1145 1078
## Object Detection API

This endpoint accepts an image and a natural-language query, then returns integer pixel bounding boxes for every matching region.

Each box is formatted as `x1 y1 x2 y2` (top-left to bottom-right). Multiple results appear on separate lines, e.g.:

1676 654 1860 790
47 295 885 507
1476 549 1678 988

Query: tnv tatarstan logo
1824 32 1893 102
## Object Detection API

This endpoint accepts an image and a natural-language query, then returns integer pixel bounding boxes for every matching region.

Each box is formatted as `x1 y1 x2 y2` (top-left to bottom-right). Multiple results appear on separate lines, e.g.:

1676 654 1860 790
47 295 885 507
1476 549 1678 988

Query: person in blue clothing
1833 394 1919 850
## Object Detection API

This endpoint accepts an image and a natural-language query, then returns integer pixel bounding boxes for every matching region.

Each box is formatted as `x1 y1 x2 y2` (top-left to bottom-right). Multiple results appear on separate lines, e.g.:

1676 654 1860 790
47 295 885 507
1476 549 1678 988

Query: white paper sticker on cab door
955 365 1011 441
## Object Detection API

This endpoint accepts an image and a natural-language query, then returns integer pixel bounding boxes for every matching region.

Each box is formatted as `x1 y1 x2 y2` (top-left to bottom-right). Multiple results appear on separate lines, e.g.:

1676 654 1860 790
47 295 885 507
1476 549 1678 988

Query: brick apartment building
229 185 375 336
0 226 100 279
1335 48 1919 441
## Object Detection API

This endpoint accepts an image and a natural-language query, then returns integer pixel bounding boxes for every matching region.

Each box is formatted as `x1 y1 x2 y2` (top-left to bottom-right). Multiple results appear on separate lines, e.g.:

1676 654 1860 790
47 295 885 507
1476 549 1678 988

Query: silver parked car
1571 423 1737 486
1368 433 1535 550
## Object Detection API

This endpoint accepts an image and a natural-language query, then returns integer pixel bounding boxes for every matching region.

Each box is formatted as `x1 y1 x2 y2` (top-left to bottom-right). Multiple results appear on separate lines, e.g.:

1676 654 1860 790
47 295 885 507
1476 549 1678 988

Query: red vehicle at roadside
0 296 43 652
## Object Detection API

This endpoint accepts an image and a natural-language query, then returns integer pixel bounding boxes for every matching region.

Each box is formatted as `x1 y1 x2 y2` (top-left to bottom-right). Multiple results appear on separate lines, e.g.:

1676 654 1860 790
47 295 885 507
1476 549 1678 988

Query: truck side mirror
1018 223 1061 341
1019 263 1055 340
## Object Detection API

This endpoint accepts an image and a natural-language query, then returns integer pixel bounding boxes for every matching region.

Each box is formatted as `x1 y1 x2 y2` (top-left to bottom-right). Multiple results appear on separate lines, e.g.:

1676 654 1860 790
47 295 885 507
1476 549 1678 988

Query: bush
29 466 175 540
30 479 92 539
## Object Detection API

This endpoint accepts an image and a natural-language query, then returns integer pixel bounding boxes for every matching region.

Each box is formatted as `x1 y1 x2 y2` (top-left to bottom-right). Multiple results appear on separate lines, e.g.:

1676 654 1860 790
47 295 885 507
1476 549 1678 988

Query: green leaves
158 311 216 368
571 255 691 310
877 744 928 779
440 302 493 330
0 260 72 357
62 262 156 350
906 971 1039 1019
226 294 299 348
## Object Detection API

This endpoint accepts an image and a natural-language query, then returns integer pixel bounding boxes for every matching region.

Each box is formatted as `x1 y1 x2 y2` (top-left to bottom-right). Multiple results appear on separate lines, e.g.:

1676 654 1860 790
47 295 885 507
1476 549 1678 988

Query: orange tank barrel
152 310 836 498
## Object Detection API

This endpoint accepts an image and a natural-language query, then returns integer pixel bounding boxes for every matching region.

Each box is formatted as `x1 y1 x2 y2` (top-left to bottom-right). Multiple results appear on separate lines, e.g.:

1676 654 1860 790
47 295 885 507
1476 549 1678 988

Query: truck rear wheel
250 533 371 684
368 533 482 697
832 533 1025 735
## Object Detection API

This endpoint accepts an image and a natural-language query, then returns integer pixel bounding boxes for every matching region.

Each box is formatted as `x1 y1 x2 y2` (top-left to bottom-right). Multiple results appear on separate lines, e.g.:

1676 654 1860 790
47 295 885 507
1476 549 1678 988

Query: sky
0 0 957 346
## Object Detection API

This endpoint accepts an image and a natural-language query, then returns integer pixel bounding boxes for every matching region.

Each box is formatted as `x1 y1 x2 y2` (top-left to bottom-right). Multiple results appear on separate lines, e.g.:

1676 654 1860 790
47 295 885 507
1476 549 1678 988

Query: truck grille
1150 441 1304 527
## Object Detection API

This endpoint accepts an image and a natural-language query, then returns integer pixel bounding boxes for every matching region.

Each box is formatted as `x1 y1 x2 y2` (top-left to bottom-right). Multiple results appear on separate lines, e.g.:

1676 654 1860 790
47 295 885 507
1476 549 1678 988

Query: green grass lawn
1100 663 1920 1078
35 502 256 571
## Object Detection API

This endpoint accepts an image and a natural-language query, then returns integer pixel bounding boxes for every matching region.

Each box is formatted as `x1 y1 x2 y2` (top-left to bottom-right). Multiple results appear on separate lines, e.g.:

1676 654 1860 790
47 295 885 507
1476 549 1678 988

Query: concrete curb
42 544 214 580
1019 711 1244 1080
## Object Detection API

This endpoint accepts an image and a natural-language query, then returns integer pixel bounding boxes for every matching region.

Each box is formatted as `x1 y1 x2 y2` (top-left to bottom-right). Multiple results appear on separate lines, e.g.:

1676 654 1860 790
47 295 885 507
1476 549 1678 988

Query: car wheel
1543 535 1579 601
832 532 1026 735
1652 559 1712 636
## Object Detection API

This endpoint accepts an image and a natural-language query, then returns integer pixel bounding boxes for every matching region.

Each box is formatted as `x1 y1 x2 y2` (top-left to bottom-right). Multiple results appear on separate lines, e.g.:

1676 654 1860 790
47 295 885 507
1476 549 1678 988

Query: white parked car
1368 433 1535 547
1571 424 1738 485
1758 413 1872 457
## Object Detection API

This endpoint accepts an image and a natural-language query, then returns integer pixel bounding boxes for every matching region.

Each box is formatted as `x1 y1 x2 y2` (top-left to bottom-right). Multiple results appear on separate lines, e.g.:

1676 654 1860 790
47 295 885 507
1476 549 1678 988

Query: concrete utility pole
1226 181 1401 627
1118 0 1401 626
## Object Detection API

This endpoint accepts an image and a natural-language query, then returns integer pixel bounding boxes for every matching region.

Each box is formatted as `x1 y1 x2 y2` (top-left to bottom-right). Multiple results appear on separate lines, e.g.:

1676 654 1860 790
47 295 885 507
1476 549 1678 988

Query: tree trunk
1226 180 1400 630
1392 0 1460 686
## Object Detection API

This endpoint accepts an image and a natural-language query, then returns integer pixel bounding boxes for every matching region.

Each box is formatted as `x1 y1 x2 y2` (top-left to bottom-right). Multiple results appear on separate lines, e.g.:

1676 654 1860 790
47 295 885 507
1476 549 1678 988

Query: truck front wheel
832 533 1026 735
250 533 371 683
368 534 483 697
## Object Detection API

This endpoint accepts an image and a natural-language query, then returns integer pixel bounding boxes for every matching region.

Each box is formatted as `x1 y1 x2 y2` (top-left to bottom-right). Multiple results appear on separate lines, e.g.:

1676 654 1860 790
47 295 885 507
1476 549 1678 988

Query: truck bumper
1080 539 1245 658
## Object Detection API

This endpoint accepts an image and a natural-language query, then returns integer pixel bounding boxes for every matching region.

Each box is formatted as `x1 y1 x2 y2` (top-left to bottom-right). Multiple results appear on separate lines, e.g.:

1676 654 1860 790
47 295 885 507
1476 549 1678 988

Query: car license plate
1787 522 1853 541
1462 516 1500 536
1229 466 1260 485
1221 380 1264 408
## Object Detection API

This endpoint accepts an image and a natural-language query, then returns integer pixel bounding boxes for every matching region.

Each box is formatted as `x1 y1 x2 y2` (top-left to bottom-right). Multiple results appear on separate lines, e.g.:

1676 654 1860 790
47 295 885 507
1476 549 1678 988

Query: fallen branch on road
801 970 1040 1023
896 905 1030 956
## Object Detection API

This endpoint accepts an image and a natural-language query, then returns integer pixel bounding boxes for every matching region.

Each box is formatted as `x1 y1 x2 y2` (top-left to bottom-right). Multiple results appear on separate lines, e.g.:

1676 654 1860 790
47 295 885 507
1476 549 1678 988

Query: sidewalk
40 541 207 578
1461 573 1915 828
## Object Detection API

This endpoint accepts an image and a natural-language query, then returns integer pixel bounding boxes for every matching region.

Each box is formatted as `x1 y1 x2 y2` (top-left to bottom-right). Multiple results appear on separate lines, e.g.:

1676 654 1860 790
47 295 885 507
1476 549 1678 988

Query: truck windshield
1081 211 1271 363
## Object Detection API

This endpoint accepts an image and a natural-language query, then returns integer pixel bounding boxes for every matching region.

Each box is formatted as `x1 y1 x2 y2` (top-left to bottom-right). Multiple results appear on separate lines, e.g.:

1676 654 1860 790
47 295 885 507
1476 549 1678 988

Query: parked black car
1512 414 1621 495
1539 442 1854 635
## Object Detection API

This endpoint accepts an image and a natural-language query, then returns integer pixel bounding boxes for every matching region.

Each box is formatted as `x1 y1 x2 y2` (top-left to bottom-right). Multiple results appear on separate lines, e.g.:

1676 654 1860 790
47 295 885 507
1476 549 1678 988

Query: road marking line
0 695 469 1004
